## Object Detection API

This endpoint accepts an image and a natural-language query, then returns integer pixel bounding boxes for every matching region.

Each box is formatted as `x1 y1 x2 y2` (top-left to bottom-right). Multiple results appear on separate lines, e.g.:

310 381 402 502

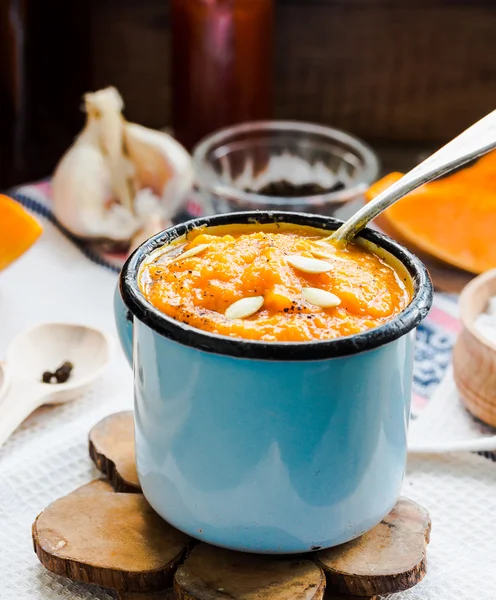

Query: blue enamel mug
115 211 433 554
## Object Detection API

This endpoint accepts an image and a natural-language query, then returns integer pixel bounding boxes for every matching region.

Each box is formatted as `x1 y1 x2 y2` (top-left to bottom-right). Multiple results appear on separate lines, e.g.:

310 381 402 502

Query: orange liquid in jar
139 224 411 342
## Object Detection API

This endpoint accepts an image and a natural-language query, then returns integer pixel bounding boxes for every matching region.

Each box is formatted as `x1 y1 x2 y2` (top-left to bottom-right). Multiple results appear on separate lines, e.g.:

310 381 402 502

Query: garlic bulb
130 211 167 253
52 87 194 246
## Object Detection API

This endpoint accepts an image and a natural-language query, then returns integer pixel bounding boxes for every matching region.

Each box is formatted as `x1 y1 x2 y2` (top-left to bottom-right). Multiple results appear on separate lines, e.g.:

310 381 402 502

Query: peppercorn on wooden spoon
0 323 112 449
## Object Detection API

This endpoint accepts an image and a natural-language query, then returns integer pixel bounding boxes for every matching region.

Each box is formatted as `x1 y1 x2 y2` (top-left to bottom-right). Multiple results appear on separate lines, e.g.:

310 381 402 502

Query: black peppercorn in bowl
192 121 380 216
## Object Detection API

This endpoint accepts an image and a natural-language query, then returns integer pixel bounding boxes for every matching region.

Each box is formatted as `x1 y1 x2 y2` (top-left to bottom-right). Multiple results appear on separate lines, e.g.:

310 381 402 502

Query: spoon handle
0 382 43 449
332 108 496 244
408 435 496 454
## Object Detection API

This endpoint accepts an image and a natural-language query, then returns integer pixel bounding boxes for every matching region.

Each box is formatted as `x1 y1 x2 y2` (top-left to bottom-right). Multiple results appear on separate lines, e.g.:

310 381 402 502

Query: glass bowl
192 120 380 216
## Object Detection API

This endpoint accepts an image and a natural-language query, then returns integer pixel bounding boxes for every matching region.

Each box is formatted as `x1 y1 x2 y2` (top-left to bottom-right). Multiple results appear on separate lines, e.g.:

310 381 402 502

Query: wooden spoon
0 322 112 448
331 109 496 245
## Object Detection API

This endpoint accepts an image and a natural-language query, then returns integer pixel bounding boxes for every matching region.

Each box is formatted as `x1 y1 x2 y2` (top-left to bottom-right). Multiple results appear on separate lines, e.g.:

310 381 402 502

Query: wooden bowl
453 269 496 427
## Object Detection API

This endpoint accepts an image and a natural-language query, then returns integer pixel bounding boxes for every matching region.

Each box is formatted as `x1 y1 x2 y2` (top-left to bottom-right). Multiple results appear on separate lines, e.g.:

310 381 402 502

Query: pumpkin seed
178 243 210 260
310 249 335 260
225 296 264 320
302 287 341 308
286 255 332 274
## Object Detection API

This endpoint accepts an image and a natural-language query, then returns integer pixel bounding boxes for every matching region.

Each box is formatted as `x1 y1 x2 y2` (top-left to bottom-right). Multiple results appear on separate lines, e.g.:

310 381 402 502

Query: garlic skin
130 188 169 252
51 102 136 242
130 212 168 253
52 87 194 246
126 123 192 222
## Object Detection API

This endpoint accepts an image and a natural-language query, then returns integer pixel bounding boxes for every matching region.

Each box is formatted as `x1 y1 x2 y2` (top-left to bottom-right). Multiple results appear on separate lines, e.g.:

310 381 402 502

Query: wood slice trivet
174 544 326 600
72 478 114 495
32 485 193 592
119 593 173 600
89 411 141 492
119 592 372 600
315 498 431 597
33 413 431 598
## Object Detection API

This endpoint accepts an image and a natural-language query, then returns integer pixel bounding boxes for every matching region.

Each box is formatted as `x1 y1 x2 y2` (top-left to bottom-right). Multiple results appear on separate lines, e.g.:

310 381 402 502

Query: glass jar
171 0 274 151
193 120 380 216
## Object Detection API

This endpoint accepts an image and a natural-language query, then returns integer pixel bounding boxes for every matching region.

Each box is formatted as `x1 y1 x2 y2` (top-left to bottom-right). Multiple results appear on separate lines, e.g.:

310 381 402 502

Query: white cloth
401 372 496 599
0 217 131 600
408 367 496 451
0 217 495 599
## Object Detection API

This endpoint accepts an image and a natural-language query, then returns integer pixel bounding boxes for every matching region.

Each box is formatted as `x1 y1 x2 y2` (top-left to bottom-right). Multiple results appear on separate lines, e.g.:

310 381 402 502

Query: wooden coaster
315 498 431 596
32 484 193 592
72 478 115 495
119 593 173 600
33 413 431 598
89 411 141 492
119 593 373 600
119 593 372 600
174 544 326 600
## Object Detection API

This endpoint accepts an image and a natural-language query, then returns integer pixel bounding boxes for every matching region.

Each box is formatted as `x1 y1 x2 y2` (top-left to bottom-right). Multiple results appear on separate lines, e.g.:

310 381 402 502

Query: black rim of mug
120 211 433 361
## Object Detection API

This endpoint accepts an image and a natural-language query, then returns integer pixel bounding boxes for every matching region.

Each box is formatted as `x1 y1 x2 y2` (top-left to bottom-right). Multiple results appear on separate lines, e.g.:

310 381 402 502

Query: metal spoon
0 322 112 449
330 108 496 245
408 436 496 454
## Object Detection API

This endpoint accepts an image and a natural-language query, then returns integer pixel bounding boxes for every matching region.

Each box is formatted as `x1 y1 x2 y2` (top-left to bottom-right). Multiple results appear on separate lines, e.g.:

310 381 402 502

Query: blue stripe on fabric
413 322 455 396
11 192 121 274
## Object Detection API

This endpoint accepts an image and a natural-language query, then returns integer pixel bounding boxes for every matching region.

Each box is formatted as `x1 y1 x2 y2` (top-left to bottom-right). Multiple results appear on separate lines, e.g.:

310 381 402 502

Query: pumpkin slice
0 194 43 271
366 153 496 274
369 189 473 293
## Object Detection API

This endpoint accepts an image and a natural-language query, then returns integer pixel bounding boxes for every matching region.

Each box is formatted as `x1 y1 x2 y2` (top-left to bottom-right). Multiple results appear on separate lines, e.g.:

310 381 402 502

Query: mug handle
114 284 133 367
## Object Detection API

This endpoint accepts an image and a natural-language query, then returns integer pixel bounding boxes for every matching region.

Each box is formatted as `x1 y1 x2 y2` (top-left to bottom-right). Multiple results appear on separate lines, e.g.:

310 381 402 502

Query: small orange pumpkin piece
366 153 496 274
0 194 43 271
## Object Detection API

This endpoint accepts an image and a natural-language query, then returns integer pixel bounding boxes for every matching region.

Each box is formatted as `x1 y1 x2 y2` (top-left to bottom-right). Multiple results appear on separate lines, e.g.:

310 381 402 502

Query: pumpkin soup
139 224 410 342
